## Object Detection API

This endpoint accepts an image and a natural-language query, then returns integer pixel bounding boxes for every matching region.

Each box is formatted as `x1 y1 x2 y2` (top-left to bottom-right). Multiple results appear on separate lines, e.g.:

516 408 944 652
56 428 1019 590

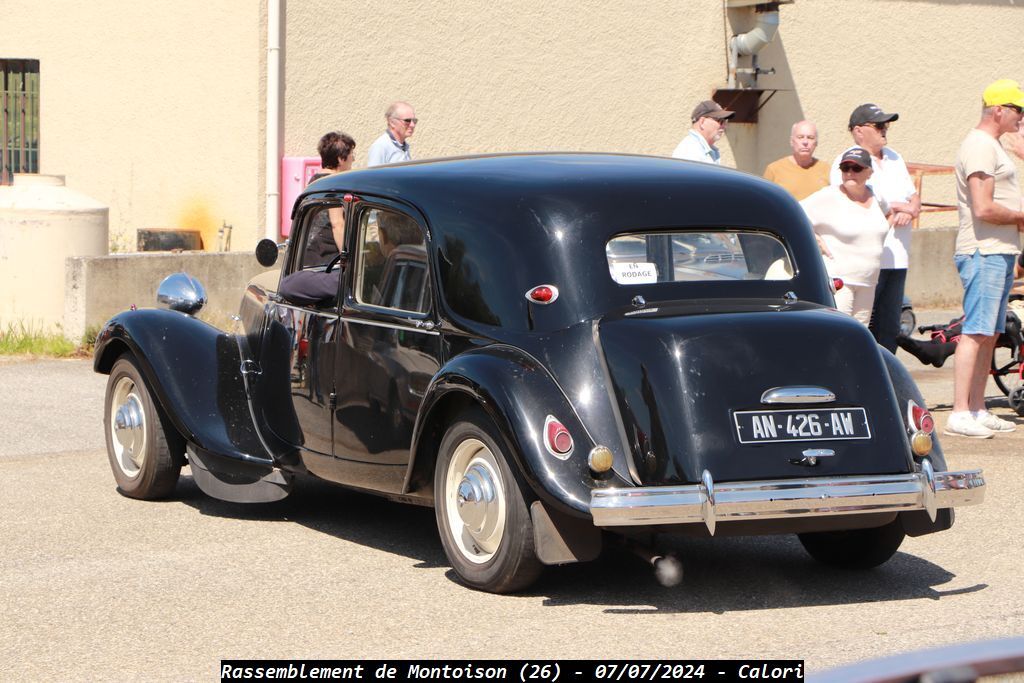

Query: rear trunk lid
597 300 912 485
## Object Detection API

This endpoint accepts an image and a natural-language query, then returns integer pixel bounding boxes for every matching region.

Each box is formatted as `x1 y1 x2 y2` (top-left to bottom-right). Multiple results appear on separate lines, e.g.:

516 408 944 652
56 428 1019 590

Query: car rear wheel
797 521 905 569
434 409 543 593
104 355 184 499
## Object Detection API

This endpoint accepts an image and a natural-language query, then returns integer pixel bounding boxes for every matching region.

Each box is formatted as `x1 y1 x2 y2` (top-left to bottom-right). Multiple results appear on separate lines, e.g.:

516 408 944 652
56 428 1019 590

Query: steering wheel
325 253 344 273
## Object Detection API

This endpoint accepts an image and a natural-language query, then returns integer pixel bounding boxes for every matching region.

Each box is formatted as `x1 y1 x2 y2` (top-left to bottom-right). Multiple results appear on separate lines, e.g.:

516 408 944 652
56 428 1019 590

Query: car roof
304 153 798 237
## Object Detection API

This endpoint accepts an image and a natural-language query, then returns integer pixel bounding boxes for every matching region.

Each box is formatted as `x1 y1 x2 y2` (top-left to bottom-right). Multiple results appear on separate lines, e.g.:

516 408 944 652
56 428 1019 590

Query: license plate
733 407 871 444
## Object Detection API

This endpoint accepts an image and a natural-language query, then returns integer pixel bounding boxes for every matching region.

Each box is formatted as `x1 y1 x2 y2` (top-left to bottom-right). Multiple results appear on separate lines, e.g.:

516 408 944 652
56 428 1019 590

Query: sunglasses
393 117 419 124
839 164 867 173
1003 104 1023 115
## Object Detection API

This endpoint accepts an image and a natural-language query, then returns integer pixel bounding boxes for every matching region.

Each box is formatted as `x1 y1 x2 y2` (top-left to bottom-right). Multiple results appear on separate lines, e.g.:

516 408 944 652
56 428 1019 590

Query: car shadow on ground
175 473 448 570
532 534 986 613
174 472 984 611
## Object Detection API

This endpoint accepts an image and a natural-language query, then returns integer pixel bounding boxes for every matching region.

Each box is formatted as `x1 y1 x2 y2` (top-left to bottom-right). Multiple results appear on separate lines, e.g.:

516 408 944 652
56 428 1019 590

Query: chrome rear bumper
590 460 984 534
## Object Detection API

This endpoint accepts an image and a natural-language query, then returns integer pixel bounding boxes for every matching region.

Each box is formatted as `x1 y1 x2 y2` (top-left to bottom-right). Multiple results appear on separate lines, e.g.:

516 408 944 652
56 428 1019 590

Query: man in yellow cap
946 79 1024 438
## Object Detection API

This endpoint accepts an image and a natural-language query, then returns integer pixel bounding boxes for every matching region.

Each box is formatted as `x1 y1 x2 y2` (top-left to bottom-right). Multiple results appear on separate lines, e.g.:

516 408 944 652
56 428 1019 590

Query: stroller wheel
1009 386 1024 417
991 344 1022 397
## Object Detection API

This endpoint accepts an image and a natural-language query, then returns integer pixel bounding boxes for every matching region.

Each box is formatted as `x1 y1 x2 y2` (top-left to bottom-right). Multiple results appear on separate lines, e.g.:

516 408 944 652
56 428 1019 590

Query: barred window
1 59 40 185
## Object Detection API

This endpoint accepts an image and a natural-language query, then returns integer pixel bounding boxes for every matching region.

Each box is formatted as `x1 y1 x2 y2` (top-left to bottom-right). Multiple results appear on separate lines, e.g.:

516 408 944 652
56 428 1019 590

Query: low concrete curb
65 251 275 340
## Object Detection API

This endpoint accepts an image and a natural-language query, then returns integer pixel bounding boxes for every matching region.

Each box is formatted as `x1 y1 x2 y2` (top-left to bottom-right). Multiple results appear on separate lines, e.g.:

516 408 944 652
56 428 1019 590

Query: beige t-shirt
955 128 1022 255
763 156 830 201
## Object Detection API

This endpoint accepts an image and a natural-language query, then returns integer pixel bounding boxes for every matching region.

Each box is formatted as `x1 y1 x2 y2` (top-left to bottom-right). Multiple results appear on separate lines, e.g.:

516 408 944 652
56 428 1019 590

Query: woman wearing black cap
800 147 892 325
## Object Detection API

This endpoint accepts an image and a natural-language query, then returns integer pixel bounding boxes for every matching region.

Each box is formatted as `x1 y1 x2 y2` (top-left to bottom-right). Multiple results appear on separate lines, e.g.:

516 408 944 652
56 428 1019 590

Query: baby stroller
897 303 1024 415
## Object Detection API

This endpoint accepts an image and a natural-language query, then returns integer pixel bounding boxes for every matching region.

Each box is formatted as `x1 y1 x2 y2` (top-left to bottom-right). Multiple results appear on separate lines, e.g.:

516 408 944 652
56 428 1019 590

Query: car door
328 203 442 493
260 200 347 460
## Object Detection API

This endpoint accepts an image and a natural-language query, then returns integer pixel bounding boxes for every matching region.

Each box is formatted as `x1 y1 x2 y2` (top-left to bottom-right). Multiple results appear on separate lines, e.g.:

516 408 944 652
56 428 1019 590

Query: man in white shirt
672 100 735 164
829 104 921 354
367 101 417 167
945 79 1024 439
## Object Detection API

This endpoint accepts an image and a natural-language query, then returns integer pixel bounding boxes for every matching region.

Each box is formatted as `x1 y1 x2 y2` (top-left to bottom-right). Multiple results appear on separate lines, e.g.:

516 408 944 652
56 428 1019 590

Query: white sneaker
944 412 994 439
973 410 1016 433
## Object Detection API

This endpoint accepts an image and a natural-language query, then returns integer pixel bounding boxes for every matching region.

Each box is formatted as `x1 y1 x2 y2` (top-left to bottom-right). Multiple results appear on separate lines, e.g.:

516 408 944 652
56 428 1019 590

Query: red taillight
525 284 559 304
833 278 844 292
907 400 934 434
544 416 574 457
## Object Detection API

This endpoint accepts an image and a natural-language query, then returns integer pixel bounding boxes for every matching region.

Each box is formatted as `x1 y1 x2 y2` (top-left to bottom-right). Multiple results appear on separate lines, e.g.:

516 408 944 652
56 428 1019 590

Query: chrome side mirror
157 272 207 315
256 238 287 267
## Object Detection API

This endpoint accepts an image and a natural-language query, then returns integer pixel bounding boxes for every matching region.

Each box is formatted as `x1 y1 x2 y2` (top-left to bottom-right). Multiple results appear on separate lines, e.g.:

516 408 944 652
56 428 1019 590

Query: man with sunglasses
946 80 1024 438
672 100 735 164
367 101 417 167
829 104 921 357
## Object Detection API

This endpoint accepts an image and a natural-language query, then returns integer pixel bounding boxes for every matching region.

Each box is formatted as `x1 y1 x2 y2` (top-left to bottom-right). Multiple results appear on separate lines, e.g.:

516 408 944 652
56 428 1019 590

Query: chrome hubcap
109 377 147 476
456 463 497 534
445 438 505 564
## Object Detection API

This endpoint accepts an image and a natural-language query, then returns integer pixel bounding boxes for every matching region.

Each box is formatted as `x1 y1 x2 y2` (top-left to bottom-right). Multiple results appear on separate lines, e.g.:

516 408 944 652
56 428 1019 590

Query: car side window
297 205 346 271
354 207 430 314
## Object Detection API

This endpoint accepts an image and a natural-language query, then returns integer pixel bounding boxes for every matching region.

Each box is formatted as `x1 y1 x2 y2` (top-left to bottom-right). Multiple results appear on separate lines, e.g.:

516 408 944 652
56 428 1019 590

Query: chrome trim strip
760 386 836 404
590 464 985 530
341 316 441 336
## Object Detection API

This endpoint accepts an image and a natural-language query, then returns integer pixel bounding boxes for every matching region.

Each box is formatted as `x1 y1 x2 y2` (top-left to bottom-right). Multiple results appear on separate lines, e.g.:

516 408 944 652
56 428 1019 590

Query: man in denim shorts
946 79 1024 438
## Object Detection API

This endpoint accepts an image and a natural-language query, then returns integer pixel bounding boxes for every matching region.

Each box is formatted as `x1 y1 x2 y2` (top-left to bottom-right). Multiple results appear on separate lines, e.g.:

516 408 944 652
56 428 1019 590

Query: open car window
605 230 793 284
354 207 430 314
295 205 345 271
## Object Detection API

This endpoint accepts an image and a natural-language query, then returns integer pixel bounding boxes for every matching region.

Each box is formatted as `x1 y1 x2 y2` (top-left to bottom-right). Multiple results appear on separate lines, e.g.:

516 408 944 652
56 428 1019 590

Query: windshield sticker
611 261 658 284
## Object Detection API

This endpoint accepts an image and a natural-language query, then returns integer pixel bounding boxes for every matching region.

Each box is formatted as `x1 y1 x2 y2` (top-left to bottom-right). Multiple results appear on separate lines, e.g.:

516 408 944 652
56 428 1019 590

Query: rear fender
880 348 955 536
407 345 626 518
94 309 278 469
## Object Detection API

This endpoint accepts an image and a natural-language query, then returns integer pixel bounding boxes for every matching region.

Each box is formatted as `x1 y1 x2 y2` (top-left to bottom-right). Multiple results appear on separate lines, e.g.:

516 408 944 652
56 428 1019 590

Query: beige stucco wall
284 1 1024 230
4 0 1024 255
1 1 262 252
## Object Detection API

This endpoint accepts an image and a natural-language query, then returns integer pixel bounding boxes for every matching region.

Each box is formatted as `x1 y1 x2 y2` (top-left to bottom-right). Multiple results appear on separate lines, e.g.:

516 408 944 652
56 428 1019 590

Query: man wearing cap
945 79 1024 439
672 100 735 164
763 120 829 200
367 101 417 167
830 103 921 355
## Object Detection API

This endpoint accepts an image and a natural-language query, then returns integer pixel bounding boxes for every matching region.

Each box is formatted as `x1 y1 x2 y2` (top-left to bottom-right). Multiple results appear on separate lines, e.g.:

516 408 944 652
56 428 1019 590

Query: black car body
94 154 984 592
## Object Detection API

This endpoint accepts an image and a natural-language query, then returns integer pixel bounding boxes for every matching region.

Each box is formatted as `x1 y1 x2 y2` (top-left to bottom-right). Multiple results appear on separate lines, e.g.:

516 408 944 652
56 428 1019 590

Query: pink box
280 156 323 237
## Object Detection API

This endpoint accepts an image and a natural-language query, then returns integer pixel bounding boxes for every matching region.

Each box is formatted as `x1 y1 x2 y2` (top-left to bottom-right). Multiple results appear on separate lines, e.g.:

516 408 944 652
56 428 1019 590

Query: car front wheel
797 520 905 569
434 409 543 593
104 355 185 499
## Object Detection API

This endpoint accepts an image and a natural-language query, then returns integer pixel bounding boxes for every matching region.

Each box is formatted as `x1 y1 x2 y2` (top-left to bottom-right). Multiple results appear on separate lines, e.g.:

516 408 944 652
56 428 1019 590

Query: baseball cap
982 79 1024 108
691 100 735 122
839 147 872 169
848 103 899 129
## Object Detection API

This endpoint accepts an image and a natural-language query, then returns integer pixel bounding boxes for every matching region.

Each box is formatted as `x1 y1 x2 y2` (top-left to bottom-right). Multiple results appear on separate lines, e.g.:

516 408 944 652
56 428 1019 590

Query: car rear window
606 231 792 284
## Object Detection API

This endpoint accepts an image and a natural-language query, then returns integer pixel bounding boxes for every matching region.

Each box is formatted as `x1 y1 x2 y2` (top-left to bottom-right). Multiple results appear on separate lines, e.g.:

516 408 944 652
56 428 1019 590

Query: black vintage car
95 154 985 593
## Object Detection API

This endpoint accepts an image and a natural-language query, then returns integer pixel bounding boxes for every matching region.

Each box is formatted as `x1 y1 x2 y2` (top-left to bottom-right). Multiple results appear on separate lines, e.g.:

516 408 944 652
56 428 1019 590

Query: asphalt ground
1 310 1022 681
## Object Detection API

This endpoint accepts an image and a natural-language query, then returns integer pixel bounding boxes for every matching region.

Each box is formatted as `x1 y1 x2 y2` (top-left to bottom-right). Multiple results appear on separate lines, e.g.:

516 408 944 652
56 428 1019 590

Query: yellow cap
983 79 1024 108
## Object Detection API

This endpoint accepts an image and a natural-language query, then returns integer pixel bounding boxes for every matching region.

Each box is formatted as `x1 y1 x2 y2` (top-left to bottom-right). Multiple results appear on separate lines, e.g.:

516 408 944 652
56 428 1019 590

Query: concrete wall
64 252 275 340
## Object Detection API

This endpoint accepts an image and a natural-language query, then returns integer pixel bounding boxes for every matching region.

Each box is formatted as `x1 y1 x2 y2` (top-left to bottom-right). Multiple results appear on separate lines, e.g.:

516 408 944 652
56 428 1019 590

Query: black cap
848 103 899 129
839 147 872 169
691 100 735 122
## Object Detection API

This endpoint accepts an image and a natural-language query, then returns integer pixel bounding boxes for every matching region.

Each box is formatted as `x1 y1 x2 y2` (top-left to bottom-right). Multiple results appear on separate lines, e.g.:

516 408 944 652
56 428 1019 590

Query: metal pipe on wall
265 0 282 240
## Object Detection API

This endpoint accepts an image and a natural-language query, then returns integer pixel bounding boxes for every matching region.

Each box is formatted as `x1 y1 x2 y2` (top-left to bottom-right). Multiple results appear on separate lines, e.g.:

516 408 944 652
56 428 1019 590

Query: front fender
411 345 626 517
94 308 275 468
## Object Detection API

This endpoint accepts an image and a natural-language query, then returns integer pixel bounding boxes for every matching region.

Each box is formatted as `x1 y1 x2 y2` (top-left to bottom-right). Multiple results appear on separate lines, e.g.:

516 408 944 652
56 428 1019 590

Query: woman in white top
800 147 891 325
